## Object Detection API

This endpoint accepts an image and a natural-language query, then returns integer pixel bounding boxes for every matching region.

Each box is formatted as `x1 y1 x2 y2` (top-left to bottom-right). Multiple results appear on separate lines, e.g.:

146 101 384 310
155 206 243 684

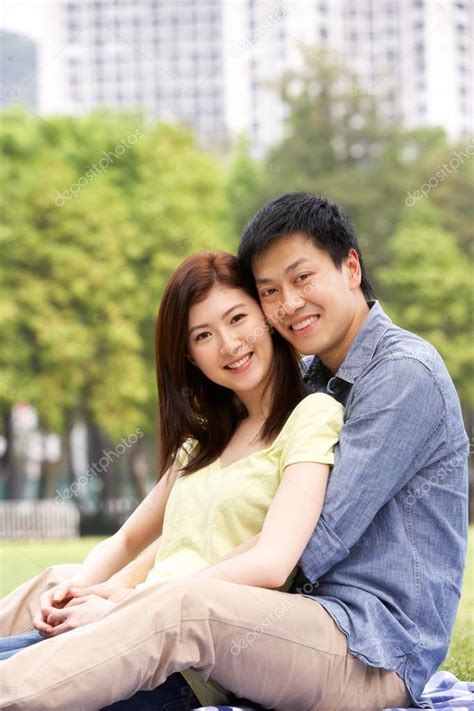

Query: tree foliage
0 108 225 443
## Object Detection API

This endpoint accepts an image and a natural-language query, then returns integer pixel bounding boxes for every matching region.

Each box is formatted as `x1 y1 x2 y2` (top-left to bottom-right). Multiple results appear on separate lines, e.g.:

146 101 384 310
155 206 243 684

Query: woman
0 252 343 709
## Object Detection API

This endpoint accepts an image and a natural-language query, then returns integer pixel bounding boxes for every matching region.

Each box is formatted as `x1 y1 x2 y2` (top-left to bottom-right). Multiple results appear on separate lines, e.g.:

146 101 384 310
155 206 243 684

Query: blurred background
0 0 472 536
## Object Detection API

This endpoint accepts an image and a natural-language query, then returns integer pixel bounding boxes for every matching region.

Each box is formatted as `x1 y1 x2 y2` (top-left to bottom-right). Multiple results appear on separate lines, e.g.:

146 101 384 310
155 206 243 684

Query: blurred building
340 0 472 141
0 30 37 110
39 1 226 145
33 0 472 148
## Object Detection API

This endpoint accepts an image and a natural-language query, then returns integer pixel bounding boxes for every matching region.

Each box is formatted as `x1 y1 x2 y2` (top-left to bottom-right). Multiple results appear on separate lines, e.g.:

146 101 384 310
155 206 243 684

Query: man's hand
44 595 116 636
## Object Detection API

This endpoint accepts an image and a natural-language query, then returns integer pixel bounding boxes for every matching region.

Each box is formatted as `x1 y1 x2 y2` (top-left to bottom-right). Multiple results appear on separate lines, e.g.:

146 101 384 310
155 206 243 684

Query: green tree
377 205 473 412
225 48 471 281
0 108 226 500
222 137 261 250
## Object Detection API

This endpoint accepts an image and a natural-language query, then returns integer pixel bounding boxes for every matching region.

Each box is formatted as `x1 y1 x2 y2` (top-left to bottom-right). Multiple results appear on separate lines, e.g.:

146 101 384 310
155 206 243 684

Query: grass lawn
1 530 473 680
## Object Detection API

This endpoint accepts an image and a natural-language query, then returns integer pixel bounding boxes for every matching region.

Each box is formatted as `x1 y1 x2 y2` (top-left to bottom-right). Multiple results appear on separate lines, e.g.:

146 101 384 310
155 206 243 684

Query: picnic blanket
191 670 474 711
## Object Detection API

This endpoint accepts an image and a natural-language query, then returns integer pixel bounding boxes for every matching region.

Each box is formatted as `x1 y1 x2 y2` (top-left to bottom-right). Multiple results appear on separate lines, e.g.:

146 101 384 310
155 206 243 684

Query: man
238 193 469 705
0 193 468 710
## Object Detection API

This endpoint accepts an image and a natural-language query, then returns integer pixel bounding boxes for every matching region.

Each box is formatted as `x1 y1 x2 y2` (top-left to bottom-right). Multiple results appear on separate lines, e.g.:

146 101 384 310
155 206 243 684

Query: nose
279 284 306 318
219 330 244 358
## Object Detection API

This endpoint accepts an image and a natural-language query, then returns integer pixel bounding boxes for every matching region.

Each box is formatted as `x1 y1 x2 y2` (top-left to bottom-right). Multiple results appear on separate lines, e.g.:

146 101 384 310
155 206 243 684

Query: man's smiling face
252 233 366 372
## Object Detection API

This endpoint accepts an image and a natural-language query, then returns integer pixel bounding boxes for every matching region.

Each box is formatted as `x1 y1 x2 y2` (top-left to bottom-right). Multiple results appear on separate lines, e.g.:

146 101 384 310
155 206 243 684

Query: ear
344 248 362 290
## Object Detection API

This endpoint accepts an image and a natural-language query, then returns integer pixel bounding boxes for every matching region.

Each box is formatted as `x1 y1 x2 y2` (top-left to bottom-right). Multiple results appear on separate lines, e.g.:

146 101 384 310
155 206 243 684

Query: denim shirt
290 301 469 707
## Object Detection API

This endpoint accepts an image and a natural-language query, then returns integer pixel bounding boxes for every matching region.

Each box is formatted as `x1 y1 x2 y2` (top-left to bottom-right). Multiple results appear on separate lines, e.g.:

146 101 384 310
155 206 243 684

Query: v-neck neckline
214 394 318 472
217 443 273 472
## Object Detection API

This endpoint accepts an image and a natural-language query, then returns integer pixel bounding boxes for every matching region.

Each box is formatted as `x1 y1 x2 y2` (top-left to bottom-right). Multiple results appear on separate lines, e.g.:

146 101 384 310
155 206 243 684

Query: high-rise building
340 0 472 140
38 1 226 145
33 0 472 148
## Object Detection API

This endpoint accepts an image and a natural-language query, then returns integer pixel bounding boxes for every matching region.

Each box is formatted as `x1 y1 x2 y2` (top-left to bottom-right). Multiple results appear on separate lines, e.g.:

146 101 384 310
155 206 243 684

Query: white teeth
291 316 319 332
227 353 252 369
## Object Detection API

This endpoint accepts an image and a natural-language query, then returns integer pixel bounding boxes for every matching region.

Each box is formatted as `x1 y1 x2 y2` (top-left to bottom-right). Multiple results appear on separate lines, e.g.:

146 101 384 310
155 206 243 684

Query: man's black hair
238 192 375 301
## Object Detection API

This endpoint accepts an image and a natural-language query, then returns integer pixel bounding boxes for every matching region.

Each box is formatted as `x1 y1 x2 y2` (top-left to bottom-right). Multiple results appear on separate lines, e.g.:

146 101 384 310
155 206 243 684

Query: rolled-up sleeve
300 356 445 582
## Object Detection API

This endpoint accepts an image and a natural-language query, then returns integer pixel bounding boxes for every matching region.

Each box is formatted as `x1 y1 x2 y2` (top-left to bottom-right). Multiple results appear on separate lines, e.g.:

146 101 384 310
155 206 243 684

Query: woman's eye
231 313 247 324
195 332 210 342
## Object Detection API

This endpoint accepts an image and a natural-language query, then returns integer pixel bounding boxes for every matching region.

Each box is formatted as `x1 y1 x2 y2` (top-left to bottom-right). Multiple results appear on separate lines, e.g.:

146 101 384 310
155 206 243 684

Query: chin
291 342 319 356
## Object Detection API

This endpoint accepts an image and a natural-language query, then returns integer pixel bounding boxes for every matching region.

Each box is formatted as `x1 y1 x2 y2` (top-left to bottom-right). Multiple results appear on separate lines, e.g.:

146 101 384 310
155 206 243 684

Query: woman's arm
34 468 179 633
67 467 179 588
196 461 329 588
72 537 162 600
68 534 261 609
107 538 160 588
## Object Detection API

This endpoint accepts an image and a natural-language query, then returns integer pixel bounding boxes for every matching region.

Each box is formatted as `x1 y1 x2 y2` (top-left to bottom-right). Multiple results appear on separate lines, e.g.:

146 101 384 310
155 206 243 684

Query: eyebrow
254 258 311 285
188 303 247 335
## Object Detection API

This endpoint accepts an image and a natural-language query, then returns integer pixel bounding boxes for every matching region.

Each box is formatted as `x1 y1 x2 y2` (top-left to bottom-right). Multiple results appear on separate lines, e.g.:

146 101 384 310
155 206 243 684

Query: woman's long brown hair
156 251 306 479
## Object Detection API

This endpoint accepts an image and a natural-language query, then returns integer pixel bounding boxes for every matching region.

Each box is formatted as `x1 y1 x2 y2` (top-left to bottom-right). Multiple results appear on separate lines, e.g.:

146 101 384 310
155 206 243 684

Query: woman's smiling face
187 285 274 398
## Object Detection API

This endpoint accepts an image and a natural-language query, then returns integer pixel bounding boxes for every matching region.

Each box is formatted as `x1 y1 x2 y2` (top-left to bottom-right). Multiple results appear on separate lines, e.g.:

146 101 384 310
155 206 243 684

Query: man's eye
296 273 311 283
261 288 277 298
231 313 247 324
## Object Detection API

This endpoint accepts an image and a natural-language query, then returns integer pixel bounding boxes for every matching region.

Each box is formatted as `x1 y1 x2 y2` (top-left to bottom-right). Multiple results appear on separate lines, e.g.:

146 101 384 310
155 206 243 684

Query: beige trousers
0 564 410 711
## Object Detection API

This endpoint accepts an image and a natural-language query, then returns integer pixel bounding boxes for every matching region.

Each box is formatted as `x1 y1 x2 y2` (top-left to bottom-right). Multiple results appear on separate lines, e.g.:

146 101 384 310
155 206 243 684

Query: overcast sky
0 1 43 42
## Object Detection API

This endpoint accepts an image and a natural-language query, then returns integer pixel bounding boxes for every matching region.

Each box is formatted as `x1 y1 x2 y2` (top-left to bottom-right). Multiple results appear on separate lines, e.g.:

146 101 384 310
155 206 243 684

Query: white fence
0 500 79 539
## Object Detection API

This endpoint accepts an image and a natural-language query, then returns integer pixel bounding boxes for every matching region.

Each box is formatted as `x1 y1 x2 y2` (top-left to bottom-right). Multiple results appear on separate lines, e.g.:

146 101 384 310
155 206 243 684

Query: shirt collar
305 300 393 387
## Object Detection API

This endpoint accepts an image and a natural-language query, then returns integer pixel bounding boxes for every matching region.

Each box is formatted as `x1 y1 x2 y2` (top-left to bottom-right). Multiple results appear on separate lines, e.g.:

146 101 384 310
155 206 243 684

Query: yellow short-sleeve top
139 393 344 589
